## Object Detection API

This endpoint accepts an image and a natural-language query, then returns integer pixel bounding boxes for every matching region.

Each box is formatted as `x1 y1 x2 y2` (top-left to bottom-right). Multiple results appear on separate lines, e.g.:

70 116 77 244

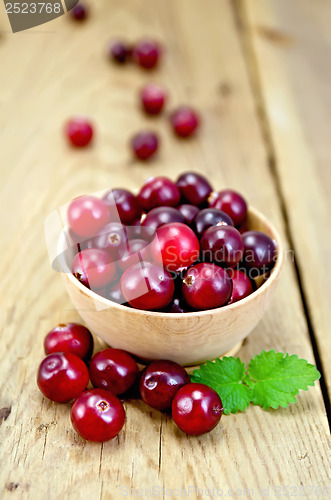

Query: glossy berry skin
44 323 93 361
228 270 254 304
71 4 88 21
109 39 131 64
176 172 212 206
166 296 191 313
71 389 125 442
172 383 223 436
137 177 181 211
118 239 149 272
192 208 233 237
141 83 166 115
91 222 128 260
139 360 190 411
106 281 127 304
67 195 109 238
177 204 200 225
171 107 200 138
242 231 276 272
142 206 185 232
89 348 139 395
200 225 244 268
37 352 89 403
72 248 116 290
103 189 141 225
65 117 93 147
209 189 247 226
131 131 159 161
150 222 200 272
182 263 232 310
120 262 174 311
133 39 161 69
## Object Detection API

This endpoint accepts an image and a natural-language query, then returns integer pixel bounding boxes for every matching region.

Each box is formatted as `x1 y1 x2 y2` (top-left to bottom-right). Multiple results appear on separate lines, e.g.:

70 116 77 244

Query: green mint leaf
248 350 321 410
191 357 251 415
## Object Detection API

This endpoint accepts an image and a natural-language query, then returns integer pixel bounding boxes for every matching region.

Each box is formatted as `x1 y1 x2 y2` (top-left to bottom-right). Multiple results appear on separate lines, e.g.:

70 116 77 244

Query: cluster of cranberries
37 323 223 441
67 172 277 312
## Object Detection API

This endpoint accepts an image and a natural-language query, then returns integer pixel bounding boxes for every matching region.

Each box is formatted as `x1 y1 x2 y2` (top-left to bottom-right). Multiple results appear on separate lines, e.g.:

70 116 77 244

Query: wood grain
0 1 330 498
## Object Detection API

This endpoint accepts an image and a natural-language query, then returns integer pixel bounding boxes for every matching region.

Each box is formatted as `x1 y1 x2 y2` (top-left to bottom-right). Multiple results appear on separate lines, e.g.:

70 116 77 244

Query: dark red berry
37 352 89 403
91 222 128 260
177 204 200 225
182 263 232 310
142 206 185 231
89 348 138 395
176 172 212 205
137 177 181 211
71 389 125 442
71 3 88 21
109 39 131 64
72 248 116 290
200 225 244 268
139 360 190 411
44 323 93 361
192 208 233 237
228 270 254 304
172 383 223 435
209 190 247 226
67 195 109 238
102 189 141 225
171 107 200 138
242 231 276 274
118 238 149 272
166 296 191 313
133 39 161 69
65 117 93 147
131 131 159 161
140 83 166 115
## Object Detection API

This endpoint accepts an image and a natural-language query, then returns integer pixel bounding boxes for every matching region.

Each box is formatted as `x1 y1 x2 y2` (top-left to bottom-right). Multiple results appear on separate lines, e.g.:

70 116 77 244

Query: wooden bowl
57 207 283 367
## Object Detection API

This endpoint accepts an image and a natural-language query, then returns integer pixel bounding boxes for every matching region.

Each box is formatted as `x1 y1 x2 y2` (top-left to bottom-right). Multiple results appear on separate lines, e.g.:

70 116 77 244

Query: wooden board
0 1 330 498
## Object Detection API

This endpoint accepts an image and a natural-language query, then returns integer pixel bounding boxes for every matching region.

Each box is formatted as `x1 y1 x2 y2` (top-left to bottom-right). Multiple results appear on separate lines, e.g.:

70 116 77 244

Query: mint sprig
191 350 321 415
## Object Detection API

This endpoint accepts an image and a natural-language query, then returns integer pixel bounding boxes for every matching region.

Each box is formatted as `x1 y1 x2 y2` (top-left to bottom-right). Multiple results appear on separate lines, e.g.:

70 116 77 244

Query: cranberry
106 280 127 304
37 352 89 403
150 222 200 272
133 39 161 69
89 348 138 395
228 270 254 304
109 39 131 64
182 263 232 310
91 222 128 260
172 383 223 435
192 208 233 237
200 225 244 268
126 221 154 242
102 189 141 225
139 360 190 411
137 177 181 211
44 323 93 361
120 262 174 311
131 131 159 161
67 195 109 238
176 172 212 205
242 231 276 275
142 206 185 231
118 238 149 271
166 296 191 313
171 107 200 138
140 83 166 115
71 389 125 442
177 204 200 225
72 248 116 290
65 117 93 147
209 190 247 226
71 3 88 21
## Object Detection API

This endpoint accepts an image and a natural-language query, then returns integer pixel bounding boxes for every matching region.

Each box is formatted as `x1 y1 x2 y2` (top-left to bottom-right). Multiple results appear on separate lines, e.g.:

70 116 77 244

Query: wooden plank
0 0 330 498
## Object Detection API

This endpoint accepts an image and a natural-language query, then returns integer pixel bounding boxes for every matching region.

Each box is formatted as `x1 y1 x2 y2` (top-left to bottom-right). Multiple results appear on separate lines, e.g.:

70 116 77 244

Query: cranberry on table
171 107 200 138
72 248 116 290
71 3 88 21
182 263 232 310
71 389 125 442
176 172 212 206
228 270 254 304
131 131 159 161
67 195 109 238
120 261 174 311
118 238 149 272
200 225 244 268
133 38 161 69
177 204 200 225
37 352 89 403
172 383 223 435
209 189 247 226
89 348 138 395
108 39 131 64
140 83 167 115
242 231 276 274
65 117 93 148
139 360 190 411
192 208 233 237
102 189 141 225
44 323 93 361
91 222 128 260
137 177 181 211
142 206 185 231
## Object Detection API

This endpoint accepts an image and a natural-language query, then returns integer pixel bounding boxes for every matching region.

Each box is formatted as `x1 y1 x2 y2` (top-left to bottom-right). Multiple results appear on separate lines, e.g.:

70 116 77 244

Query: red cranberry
72 248 116 289
71 389 125 442
171 107 200 138
150 222 200 272
242 231 276 274
37 352 89 403
131 131 159 161
228 270 254 304
200 225 244 268
120 262 174 311
140 83 166 115
65 117 93 147
137 177 181 211
67 195 109 238
91 222 128 260
126 221 154 242
172 383 223 435
89 348 138 395
209 190 247 226
192 208 233 237
102 189 141 225
140 360 190 411
142 206 185 231
71 3 88 21
106 280 127 304
177 204 200 225
118 238 149 271
176 172 212 205
182 263 232 310
133 39 161 69
109 39 131 64
44 323 93 361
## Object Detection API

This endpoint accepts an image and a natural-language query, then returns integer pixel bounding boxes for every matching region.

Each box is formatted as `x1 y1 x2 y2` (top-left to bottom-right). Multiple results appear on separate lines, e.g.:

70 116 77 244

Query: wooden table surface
0 1 330 498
